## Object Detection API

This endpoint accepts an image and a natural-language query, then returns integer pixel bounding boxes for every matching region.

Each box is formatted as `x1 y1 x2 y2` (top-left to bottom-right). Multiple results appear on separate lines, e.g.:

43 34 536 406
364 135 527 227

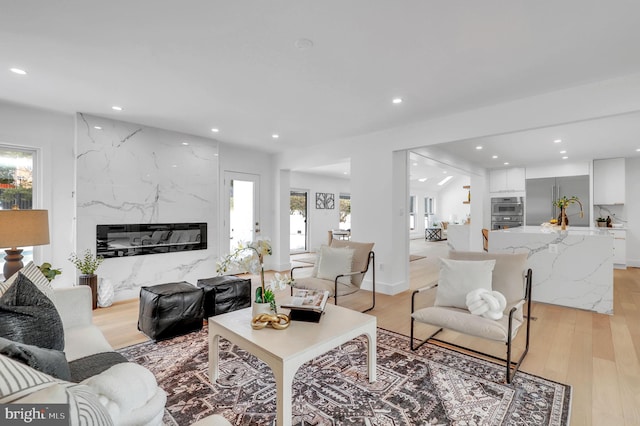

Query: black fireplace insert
97 223 207 258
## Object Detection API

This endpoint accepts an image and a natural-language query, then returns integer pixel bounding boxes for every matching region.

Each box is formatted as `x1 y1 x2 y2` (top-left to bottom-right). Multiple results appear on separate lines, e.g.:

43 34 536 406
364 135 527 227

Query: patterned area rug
118 328 571 425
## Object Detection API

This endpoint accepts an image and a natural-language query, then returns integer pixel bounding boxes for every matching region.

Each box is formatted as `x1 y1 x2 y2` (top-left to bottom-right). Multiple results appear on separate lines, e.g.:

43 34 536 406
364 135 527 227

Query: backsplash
594 204 627 226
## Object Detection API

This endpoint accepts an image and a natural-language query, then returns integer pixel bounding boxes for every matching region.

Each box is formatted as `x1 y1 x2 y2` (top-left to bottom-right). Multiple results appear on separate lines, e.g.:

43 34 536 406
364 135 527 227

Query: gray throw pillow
0 336 70 380
0 273 65 351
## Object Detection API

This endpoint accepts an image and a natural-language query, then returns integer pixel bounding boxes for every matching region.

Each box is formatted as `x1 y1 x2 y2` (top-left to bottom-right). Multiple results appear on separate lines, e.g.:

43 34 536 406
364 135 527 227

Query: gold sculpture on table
251 313 291 330
553 196 583 230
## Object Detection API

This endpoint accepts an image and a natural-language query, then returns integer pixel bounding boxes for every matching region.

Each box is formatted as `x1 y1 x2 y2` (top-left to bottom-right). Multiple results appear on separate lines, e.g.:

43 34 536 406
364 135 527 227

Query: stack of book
280 289 330 322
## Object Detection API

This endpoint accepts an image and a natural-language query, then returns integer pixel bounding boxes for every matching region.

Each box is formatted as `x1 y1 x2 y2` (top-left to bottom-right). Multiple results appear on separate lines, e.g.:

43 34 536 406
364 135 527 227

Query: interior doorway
290 190 308 253
224 171 260 253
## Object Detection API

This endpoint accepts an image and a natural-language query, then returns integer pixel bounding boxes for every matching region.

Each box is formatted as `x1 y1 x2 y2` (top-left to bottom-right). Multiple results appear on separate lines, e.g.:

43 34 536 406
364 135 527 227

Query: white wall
437 176 471 225
0 101 75 284
290 172 350 252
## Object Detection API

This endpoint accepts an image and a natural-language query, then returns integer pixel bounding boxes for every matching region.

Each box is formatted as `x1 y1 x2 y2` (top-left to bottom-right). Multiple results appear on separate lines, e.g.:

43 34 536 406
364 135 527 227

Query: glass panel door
290 190 307 253
224 172 260 253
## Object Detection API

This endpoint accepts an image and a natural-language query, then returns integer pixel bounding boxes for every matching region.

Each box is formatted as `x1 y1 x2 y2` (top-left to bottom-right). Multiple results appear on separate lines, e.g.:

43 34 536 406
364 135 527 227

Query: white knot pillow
465 288 507 320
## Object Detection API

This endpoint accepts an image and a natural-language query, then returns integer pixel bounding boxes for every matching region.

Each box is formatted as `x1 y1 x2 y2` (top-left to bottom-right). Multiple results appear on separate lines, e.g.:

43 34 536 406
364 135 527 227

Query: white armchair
411 251 532 383
291 240 375 312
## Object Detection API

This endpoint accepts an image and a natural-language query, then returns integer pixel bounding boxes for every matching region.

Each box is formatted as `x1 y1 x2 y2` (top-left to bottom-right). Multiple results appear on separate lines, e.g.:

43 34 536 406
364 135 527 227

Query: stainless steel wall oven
491 197 524 229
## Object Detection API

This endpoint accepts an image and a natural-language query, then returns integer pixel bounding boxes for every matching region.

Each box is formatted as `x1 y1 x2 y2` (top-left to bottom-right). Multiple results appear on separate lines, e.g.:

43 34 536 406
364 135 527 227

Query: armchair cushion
411 305 522 342
292 276 358 297
434 258 495 309
329 240 374 285
449 251 528 319
316 245 354 285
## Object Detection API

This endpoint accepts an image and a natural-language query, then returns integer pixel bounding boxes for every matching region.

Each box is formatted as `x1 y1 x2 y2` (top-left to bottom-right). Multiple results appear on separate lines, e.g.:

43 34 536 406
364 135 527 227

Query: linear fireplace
97 223 207 258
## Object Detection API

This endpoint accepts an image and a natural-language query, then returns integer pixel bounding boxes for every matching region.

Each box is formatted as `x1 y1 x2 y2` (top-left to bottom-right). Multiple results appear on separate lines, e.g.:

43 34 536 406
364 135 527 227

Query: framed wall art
315 192 335 209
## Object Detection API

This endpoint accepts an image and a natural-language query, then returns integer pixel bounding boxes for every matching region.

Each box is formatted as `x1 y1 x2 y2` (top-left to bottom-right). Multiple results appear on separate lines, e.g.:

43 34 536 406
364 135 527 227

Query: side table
425 227 443 241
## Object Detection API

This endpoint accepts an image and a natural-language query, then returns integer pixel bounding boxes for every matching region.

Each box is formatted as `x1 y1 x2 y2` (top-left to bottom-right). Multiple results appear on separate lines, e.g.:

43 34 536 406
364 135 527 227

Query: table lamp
0 207 50 279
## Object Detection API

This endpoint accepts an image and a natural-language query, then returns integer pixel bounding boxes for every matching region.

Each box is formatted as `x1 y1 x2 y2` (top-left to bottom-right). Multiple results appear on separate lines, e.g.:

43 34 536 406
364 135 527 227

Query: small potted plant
216 239 293 318
596 217 607 227
69 250 104 309
38 262 62 282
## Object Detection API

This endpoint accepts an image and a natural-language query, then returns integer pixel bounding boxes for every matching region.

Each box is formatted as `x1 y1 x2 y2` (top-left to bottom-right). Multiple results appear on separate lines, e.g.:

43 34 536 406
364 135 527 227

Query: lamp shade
0 209 50 249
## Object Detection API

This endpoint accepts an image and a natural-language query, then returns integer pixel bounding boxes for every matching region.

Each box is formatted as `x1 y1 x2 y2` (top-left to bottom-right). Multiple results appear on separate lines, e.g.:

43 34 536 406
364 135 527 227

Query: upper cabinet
489 168 525 193
593 158 625 205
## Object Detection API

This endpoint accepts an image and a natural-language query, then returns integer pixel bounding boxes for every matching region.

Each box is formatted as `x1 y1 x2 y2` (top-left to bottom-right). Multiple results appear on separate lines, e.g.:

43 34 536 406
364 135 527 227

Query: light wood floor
93 241 640 426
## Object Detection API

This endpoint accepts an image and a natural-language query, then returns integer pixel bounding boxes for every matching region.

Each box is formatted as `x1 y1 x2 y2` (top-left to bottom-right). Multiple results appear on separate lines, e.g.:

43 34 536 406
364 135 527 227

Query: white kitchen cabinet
609 229 626 268
489 168 525 193
593 158 625 205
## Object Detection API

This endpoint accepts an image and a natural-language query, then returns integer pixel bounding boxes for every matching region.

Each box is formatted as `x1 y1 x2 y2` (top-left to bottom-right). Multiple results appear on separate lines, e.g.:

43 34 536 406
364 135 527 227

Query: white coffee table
208 303 377 426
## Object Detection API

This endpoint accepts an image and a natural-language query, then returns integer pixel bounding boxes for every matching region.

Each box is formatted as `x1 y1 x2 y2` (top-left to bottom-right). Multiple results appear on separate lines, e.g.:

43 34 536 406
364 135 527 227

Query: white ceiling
2 1 640 171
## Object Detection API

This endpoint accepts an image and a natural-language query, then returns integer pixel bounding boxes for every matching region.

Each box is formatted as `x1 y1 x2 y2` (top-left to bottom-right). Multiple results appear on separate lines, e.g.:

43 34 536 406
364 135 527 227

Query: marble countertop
491 225 616 236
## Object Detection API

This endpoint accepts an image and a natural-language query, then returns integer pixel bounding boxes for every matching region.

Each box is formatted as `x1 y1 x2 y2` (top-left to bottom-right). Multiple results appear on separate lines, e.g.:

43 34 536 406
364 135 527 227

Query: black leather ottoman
137 282 204 340
197 276 251 318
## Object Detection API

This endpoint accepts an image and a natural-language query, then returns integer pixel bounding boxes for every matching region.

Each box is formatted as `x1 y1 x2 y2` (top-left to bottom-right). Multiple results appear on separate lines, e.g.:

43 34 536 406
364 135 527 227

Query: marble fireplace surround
76 113 219 301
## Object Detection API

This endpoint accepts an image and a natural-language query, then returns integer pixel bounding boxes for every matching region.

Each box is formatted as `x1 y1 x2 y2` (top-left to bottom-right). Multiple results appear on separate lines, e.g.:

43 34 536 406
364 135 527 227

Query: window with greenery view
339 194 351 230
0 147 35 275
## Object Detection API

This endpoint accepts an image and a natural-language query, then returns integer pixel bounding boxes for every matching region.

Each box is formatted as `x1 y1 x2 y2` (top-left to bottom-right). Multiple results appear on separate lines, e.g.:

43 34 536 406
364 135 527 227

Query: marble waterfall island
489 226 613 314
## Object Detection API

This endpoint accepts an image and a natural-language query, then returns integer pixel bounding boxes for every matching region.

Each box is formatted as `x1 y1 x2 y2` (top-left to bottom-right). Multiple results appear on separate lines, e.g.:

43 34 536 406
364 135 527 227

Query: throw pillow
0 353 57 403
434 258 496 309
0 354 114 425
0 273 65 351
316 246 354 286
0 336 71 380
1 261 56 303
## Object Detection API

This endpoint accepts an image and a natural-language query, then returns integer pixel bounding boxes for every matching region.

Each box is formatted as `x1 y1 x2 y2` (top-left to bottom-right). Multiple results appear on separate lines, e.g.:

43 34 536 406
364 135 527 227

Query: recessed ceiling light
392 98 403 104
560 150 566 154
562 156 568 160
272 134 279 139
171 164 178 168
343 171 348 175
554 139 562 143
418 178 428 182
10 68 27 75
438 176 453 186
475 146 483 150
504 162 510 165
442 171 447 174
412 162 418 166
294 38 314 50
492 155 498 159
211 128 219 133
636 148 640 152
181 142 189 146
93 126 102 130
111 106 123 111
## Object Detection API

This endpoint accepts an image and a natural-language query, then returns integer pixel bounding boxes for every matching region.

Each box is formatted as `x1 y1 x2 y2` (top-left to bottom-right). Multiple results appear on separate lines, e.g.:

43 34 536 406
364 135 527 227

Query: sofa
0 266 231 426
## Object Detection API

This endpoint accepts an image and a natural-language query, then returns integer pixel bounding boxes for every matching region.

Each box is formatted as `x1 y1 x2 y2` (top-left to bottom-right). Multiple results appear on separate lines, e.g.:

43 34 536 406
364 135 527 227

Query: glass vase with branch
553 196 584 230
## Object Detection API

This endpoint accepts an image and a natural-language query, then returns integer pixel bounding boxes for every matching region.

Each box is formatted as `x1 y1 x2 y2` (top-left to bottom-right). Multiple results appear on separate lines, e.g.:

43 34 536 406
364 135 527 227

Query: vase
252 302 273 317
79 274 98 309
97 277 114 308
558 208 568 230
